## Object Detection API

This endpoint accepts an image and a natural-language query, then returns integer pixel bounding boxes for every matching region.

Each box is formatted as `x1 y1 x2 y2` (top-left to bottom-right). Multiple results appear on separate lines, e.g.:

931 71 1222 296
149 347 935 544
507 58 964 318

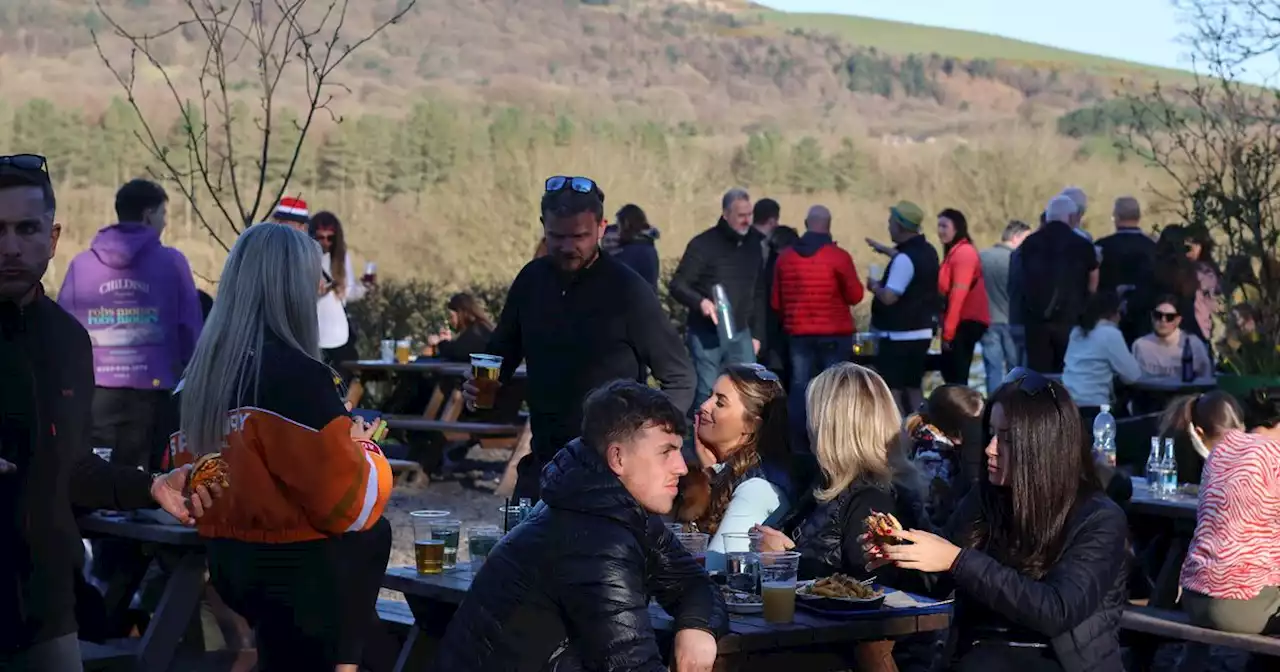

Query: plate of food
796 574 886 612
720 587 763 614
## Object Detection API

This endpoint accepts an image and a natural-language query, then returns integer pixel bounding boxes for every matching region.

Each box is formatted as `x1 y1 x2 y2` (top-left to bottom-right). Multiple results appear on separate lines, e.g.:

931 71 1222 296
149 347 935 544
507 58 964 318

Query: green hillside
753 9 1188 79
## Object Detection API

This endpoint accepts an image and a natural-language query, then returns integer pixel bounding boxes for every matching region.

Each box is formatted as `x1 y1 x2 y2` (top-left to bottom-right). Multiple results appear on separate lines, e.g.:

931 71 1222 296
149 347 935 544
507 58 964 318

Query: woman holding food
870 368 1129 672
676 364 793 571
169 223 393 672
752 363 928 671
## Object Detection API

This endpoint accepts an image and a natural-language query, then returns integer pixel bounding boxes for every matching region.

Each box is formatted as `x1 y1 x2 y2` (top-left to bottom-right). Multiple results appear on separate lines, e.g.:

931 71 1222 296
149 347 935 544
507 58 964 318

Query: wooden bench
387 458 427 488
377 598 416 637
1121 605 1280 658
80 639 135 672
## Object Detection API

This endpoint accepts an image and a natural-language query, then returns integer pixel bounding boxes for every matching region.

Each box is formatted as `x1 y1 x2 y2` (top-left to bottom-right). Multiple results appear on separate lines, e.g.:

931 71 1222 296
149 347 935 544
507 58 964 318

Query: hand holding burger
150 454 227 525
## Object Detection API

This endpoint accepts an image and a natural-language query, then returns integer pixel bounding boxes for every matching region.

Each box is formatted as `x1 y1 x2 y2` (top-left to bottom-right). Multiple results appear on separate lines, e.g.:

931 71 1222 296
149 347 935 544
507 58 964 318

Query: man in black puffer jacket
436 381 728 671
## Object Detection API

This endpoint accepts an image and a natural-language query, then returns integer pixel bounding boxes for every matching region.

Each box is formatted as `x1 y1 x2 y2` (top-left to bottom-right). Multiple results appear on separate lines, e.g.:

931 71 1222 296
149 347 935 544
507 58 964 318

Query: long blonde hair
179 224 322 455
806 363 923 502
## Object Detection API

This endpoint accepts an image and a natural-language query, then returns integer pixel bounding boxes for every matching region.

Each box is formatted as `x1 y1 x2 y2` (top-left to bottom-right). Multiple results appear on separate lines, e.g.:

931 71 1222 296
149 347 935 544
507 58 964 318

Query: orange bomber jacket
166 337 392 543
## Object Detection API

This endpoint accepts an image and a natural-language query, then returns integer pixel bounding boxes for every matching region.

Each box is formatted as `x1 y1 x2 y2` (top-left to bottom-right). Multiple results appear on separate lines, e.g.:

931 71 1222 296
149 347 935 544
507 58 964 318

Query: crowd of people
3 149 1280 672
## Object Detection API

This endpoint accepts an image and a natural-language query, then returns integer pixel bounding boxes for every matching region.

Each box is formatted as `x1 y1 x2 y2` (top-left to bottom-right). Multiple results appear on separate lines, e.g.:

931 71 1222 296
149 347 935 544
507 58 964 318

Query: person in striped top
168 224 392 671
1180 388 1280 636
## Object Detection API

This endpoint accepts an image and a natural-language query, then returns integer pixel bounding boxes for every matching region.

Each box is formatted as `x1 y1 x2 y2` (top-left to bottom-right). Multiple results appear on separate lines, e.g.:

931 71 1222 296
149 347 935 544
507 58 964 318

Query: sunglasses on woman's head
1001 367 1058 401
0 154 47 172
741 363 781 384
1152 310 1179 323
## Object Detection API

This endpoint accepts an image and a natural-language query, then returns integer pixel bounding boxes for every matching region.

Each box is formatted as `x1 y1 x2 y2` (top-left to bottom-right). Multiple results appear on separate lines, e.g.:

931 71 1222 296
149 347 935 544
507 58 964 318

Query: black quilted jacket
947 491 1129 672
434 438 729 671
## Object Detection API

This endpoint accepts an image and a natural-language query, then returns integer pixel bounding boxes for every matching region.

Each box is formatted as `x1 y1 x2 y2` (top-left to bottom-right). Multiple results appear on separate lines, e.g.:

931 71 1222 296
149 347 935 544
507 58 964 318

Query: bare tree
91 0 416 251
1119 0 1280 372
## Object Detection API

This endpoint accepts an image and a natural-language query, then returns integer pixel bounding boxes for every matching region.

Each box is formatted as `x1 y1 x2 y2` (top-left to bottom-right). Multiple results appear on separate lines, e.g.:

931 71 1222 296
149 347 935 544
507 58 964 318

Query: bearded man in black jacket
438 380 727 672
0 155 217 670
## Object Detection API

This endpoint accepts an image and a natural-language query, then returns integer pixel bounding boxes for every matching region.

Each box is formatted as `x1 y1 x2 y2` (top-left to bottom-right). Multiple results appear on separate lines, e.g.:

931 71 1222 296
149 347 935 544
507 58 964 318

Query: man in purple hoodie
57 179 202 472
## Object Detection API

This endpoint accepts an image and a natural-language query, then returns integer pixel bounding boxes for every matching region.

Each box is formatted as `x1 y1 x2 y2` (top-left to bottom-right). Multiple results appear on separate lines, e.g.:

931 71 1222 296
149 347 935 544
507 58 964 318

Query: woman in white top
676 364 792 571
1063 289 1143 414
309 212 366 379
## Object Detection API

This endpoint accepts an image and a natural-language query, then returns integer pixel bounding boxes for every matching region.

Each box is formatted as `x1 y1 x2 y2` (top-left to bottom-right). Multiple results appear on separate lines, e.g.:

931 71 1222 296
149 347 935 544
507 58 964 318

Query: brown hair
446 293 494 332
683 365 789 535
308 211 347 299
904 384 984 441
1160 392 1243 454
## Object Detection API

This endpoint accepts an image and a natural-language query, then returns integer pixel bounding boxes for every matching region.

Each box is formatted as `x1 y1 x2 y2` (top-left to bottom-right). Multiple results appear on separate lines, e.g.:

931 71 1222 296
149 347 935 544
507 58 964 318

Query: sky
758 0 1270 81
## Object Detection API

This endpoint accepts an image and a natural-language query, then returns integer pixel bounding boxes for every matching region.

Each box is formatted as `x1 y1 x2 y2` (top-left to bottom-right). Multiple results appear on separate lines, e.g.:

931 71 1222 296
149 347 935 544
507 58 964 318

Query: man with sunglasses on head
0 155 218 670
463 176 695 501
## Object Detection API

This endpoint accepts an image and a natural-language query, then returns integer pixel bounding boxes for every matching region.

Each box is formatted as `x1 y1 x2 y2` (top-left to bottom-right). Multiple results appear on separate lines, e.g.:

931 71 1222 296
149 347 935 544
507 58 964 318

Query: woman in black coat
871 368 1130 672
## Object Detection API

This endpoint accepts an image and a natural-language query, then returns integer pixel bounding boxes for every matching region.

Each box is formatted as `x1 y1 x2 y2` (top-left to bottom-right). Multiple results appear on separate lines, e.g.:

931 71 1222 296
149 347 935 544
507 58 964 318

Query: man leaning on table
436 381 727 672
0 154 218 671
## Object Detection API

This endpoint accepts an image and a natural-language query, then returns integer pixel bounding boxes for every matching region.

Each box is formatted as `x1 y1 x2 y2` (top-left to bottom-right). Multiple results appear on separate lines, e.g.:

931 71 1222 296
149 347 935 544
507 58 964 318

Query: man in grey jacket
980 220 1031 394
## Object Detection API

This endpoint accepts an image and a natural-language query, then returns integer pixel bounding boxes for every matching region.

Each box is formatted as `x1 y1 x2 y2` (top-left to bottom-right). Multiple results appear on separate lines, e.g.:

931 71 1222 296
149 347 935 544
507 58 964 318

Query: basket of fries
795 574 886 612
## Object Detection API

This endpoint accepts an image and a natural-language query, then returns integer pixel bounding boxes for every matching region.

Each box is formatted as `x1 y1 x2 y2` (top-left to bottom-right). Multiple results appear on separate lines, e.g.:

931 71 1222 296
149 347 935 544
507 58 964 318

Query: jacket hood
793 231 834 258
540 438 649 531
621 227 660 245
90 223 161 270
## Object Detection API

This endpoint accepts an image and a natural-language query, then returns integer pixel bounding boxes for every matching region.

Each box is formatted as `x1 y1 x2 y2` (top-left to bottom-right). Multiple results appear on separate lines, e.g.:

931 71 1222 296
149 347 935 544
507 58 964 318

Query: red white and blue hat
272 196 309 223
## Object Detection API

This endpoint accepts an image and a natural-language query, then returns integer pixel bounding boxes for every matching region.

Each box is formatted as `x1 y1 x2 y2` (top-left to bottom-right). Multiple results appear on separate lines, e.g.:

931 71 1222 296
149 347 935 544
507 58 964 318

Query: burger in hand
863 510 905 547
187 452 230 495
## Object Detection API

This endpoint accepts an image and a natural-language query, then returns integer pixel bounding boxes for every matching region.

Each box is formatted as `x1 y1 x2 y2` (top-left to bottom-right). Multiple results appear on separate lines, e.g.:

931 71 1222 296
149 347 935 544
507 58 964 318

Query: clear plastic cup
665 522 684 536
676 532 710 568
409 510 450 575
759 551 801 623
380 339 396 362
466 525 502 571
470 354 503 409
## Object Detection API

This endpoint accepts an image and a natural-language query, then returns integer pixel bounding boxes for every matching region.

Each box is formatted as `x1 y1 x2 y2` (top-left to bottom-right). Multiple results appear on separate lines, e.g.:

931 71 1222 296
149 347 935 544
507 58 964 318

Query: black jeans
1024 322 1073 374
942 320 987 386
208 518 392 670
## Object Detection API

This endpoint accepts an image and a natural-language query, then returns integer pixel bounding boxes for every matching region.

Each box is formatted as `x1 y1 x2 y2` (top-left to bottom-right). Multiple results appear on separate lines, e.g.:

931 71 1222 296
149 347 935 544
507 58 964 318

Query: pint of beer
470 354 503 410
395 339 412 365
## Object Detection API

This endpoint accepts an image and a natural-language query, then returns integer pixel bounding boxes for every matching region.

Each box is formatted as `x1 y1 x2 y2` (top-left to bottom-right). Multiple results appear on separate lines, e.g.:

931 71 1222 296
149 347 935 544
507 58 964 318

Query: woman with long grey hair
169 223 393 672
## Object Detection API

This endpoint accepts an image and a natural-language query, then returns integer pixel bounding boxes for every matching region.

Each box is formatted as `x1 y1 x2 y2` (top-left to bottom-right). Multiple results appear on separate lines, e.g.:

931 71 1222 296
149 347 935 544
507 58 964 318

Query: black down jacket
947 491 1129 672
434 438 729 671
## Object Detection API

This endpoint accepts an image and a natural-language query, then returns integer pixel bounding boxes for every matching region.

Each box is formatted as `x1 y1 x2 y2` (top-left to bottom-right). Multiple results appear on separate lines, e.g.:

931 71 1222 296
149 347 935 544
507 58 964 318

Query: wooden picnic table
78 511 207 672
1129 377 1218 394
380 565 952 671
1127 477 1199 611
343 358 527 378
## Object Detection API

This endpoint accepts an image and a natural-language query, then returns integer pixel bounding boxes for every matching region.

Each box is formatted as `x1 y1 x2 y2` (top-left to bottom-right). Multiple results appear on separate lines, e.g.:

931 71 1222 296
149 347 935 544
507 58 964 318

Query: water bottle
1161 438 1178 496
1146 437 1163 496
712 284 737 344
1181 336 1195 383
1092 405 1117 467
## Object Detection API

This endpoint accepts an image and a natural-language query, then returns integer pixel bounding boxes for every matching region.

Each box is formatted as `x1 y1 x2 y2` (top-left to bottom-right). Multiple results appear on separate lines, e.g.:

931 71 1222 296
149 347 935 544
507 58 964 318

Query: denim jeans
981 324 1022 395
788 335 854 453
687 324 755 413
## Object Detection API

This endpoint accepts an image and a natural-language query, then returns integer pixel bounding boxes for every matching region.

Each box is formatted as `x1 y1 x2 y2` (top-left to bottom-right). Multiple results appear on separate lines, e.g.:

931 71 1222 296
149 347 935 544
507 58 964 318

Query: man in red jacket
771 205 865 451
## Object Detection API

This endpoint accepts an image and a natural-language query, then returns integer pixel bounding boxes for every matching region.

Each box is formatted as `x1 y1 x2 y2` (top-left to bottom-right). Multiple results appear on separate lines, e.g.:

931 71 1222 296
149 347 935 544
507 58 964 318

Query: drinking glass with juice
410 510 450 575
470 354 503 410
759 551 801 623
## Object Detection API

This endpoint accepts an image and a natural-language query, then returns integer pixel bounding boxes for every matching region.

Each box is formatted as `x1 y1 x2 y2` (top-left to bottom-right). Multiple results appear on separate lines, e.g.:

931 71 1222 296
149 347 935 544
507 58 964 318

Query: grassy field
752 9 1189 80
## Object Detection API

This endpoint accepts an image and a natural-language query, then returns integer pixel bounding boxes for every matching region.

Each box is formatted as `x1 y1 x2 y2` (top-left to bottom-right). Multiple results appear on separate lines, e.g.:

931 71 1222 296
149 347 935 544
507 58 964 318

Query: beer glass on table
470 354 503 410
410 510 450 575
395 339 412 365
759 551 801 623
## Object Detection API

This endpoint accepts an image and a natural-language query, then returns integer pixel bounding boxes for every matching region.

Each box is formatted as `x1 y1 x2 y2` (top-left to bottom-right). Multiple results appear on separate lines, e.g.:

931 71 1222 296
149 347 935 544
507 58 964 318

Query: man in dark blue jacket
437 380 728 671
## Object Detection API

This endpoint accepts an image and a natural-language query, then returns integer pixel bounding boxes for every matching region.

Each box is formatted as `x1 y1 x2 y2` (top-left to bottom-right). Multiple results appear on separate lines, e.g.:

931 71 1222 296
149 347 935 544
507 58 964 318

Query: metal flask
712 283 736 344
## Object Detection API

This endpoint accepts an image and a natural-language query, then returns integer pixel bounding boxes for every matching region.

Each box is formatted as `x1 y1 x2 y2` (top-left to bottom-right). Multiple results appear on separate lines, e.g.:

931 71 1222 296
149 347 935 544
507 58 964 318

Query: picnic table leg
391 624 422 672
136 552 207 672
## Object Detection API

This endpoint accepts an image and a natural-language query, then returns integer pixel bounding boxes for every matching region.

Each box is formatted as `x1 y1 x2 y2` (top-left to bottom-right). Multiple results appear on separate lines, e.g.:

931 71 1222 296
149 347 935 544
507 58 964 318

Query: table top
1128 477 1199 521
383 565 952 653
78 511 205 547
344 359 527 378
1130 377 1219 393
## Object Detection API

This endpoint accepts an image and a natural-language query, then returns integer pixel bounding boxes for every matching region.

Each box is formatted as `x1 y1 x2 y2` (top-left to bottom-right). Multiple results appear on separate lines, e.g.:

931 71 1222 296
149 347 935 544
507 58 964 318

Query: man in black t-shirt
1095 196 1156 344
1009 195 1100 373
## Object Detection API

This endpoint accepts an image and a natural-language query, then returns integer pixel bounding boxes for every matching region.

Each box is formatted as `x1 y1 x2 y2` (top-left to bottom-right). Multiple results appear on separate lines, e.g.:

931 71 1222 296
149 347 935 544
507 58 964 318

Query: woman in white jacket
309 211 366 379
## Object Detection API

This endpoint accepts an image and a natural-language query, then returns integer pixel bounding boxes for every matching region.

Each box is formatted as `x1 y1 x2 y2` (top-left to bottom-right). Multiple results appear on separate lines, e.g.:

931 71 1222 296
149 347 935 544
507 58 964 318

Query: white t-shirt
878 253 932 342
318 251 355 350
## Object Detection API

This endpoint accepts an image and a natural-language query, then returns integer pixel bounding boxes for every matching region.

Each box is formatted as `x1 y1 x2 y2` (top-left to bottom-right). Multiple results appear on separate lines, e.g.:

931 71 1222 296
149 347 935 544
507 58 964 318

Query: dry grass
45 126 1167 295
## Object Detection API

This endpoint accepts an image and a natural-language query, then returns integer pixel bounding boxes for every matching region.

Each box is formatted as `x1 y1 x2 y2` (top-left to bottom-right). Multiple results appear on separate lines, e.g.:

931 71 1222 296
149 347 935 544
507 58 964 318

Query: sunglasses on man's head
1152 310 1180 323
0 154 48 173
545 175 600 196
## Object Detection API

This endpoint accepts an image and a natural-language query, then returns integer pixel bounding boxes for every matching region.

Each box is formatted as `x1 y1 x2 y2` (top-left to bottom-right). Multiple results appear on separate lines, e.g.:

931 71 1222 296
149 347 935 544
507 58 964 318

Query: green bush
347 278 509 358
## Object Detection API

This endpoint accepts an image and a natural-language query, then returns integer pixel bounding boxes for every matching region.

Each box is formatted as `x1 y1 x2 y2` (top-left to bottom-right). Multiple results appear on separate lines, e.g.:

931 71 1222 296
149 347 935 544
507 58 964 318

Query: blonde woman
754 363 927 584
168 223 393 672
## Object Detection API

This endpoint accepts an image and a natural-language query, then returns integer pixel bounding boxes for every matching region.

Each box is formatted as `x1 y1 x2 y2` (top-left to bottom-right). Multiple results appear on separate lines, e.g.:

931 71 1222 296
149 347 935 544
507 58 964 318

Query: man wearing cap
1008 194 1100 373
270 196 310 232
0 154 217 669
867 200 940 414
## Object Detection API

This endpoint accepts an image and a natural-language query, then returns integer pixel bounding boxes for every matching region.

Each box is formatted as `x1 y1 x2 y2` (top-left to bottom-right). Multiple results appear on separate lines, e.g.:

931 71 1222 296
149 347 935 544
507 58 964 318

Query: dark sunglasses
0 154 48 173
1001 367 1058 401
740 363 781 384
1152 311 1180 323
545 175 599 196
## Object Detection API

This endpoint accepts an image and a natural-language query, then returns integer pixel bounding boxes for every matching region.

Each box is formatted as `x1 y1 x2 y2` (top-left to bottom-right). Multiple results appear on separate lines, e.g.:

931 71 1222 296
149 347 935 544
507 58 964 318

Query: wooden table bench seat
386 458 428 487
377 598 416 637
1121 605 1280 657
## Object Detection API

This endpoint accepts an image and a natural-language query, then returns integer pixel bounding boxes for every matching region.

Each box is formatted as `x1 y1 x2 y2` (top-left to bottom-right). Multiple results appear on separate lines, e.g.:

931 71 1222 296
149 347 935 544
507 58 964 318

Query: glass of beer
470 354 503 410
410 510 450 575
395 339 412 365
675 532 710 568
430 519 462 570
467 525 502 571
759 551 801 623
